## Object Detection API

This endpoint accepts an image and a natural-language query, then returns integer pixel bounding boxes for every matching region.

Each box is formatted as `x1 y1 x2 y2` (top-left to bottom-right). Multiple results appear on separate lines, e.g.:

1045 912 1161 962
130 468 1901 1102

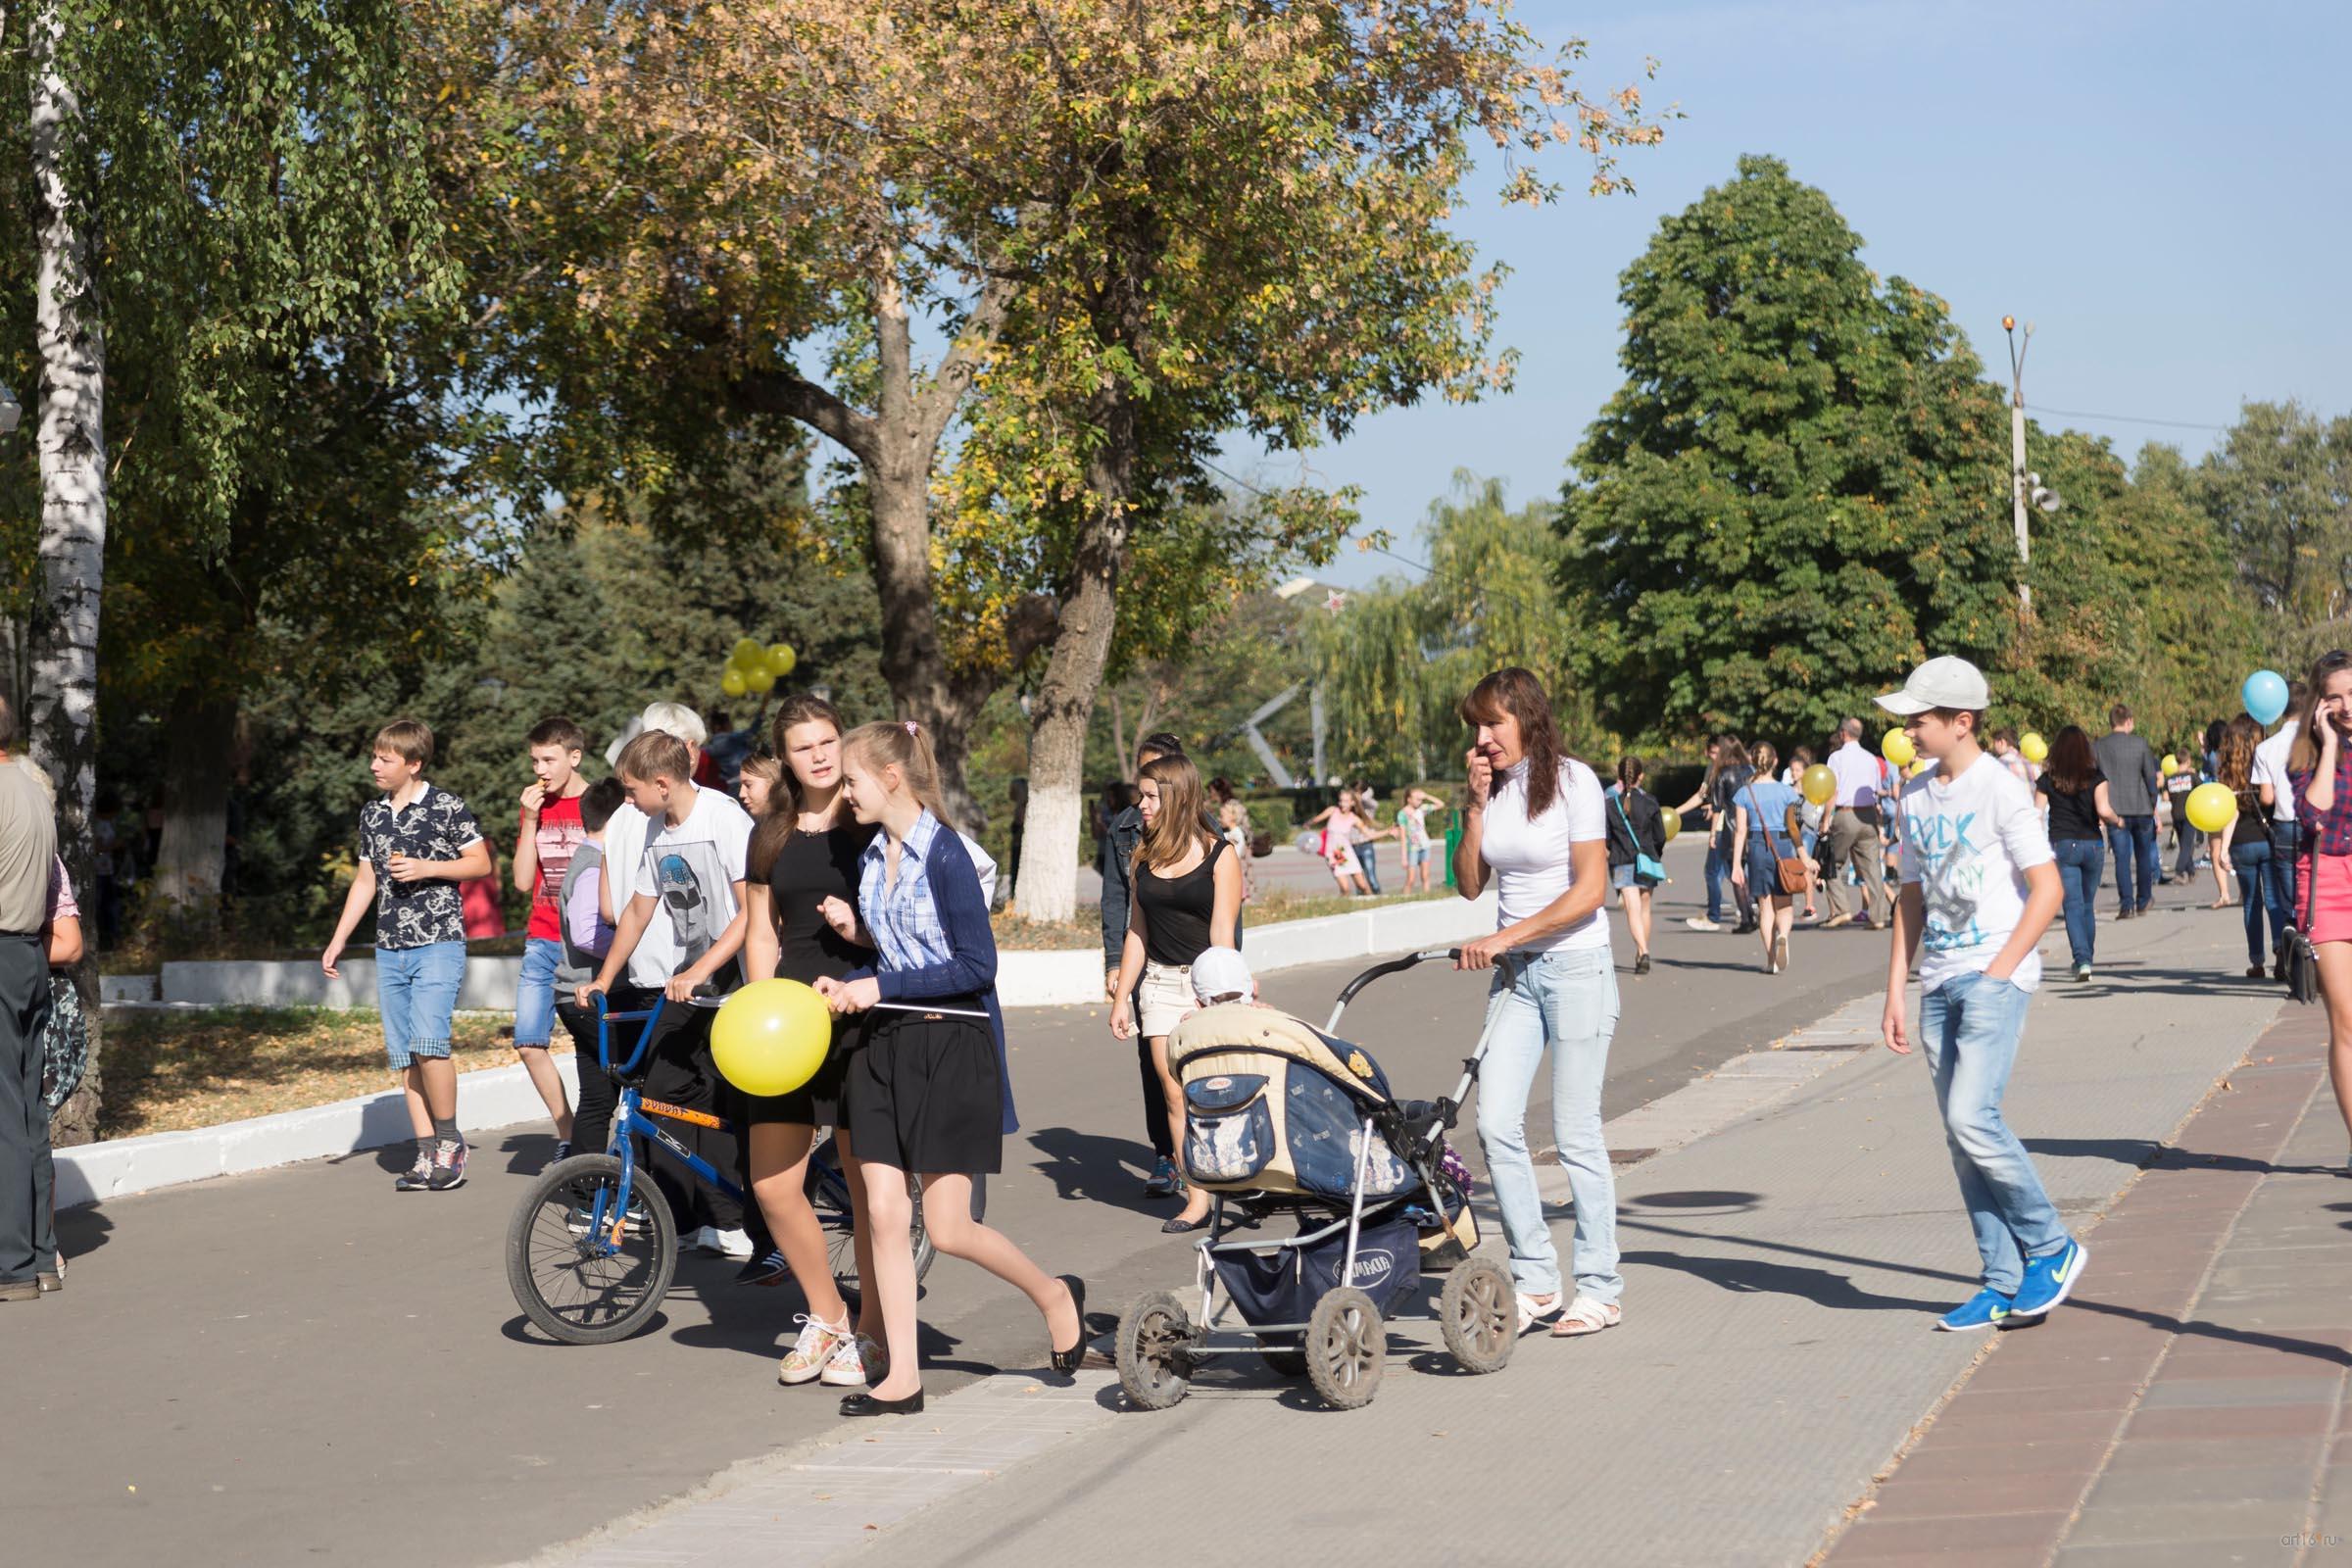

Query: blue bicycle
504 993 970 1345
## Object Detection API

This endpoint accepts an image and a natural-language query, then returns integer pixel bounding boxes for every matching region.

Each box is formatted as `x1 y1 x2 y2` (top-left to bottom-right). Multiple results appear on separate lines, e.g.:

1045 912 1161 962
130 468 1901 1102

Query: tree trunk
30 0 107 1145
1013 237 1147 923
149 690 237 924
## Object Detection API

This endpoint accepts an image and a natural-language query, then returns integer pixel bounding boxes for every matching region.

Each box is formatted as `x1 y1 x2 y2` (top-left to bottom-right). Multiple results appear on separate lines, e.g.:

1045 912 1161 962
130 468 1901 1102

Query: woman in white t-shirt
1450 667 1622 1341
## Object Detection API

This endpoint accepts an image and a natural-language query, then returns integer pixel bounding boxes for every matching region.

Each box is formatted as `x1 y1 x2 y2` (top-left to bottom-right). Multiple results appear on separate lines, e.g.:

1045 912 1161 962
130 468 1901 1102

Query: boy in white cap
1188 947 1253 1008
1877 656 2087 1331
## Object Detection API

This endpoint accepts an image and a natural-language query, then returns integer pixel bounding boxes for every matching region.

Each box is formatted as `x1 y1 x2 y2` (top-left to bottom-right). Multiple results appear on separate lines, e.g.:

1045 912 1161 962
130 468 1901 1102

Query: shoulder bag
2285 837 2320 1004
1613 793 1666 883
1746 785 1811 897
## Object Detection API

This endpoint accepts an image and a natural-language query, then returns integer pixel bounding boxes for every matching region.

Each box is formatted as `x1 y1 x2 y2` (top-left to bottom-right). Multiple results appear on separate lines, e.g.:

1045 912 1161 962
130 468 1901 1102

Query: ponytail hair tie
904 720 918 737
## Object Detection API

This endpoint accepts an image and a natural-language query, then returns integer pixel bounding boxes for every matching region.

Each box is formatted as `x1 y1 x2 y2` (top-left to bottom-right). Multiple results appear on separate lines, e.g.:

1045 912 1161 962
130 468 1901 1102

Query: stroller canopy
1170 1004 1412 1201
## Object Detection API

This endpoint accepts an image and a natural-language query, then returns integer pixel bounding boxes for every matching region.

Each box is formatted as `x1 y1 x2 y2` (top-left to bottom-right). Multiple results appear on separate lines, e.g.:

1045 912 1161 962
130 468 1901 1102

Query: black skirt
738 1015 865 1131
846 1006 1004 1176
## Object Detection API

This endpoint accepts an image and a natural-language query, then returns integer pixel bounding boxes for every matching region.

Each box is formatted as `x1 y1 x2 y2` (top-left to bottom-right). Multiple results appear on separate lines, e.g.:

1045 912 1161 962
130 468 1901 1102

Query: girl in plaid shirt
815 720 1084 1416
2287 651 2352 1156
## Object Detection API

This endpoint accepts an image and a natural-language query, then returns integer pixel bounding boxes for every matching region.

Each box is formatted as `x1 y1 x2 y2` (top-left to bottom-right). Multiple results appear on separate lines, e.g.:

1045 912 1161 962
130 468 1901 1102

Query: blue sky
1242 0 2352 588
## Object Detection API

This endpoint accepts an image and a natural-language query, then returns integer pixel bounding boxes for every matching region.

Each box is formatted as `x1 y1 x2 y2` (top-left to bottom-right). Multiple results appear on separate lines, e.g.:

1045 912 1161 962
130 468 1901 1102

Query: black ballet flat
840 1387 923 1417
1160 1213 1210 1235
1051 1276 1088 1374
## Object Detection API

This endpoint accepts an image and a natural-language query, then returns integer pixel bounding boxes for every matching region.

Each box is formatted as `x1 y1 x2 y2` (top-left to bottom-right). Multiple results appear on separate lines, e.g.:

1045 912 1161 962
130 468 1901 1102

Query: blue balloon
2243 669 2289 726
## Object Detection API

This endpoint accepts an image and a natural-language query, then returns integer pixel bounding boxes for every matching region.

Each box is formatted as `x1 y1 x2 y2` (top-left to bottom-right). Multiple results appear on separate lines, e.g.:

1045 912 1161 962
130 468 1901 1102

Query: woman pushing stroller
1451 667 1623 1340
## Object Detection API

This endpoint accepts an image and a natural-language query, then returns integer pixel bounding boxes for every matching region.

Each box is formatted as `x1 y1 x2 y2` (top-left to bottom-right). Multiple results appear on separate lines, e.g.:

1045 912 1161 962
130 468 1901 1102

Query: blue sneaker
1935 1288 2014 1332
2010 1240 2089 1319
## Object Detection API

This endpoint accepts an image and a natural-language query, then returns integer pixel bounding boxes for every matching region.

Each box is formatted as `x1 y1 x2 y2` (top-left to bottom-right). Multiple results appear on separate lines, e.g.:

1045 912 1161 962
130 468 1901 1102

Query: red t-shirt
523 793 587 942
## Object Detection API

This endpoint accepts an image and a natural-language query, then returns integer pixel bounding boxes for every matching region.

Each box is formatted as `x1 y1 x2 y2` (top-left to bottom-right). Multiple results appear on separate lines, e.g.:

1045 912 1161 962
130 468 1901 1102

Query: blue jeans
2232 840 2285 965
2269 821 2301 933
2052 838 2103 967
514 937 561 1047
2105 815 2159 912
1917 971 2070 1295
1473 946 1621 1303
377 941 466 1070
1703 830 1753 924
1357 839 1382 894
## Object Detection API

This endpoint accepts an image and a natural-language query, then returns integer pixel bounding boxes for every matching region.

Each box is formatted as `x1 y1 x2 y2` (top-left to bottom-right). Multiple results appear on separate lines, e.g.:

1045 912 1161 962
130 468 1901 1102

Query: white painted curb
54 1056 581 1210
69 893 1500 1208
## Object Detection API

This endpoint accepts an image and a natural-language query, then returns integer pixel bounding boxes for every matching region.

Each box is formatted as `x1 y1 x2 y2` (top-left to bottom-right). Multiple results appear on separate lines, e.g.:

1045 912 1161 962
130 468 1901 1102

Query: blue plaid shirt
858 810 956 977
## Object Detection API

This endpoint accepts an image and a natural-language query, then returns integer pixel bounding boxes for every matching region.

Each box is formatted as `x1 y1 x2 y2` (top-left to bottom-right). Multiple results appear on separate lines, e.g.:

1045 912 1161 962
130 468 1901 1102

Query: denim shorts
1404 843 1430 867
377 940 466 1070
514 937 561 1047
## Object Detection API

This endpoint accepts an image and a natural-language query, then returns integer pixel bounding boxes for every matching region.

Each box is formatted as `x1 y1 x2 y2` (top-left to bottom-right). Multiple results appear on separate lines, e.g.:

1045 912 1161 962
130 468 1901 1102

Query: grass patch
98 1008 534 1140
990 886 1452 951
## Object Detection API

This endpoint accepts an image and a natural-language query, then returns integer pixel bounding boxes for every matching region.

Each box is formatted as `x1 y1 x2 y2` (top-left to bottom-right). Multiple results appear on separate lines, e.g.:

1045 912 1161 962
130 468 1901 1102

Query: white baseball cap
1190 948 1253 1005
1875 656 1991 715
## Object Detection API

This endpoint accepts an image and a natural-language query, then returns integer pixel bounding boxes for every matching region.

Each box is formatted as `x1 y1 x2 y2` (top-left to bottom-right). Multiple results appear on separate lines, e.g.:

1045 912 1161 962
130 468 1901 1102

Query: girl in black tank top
737 697 885 1393
1106 755 1243 1232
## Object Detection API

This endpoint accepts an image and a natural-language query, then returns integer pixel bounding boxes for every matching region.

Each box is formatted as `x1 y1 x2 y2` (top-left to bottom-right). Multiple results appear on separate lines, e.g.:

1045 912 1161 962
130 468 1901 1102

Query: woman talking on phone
1450 667 1622 1341
2288 650 2352 1155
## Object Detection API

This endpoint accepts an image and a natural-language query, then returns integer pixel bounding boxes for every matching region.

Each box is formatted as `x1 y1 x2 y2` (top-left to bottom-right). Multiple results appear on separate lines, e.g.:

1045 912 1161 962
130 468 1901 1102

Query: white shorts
1139 961 1195 1038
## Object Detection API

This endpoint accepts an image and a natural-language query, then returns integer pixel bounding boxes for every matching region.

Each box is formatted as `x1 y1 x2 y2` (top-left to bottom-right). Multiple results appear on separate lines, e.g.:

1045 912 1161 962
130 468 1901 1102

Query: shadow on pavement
55 1202 113 1258
1620 1216 2352 1369
1024 1126 1174 1217
1621 1190 1761 1213
1621 1249 1947 1313
2026 1136 2341 1179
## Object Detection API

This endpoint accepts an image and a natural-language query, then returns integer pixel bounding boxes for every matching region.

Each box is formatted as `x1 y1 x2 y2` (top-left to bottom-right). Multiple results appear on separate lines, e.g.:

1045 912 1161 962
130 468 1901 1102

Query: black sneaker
395 1150 434 1192
426 1139 468 1192
734 1249 791 1287
549 1140 571 1167
1635 953 1652 975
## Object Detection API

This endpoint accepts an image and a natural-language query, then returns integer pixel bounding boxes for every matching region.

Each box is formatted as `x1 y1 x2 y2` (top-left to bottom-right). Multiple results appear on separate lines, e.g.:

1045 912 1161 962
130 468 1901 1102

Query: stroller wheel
1440 1257 1515 1375
1116 1290 1196 1410
1304 1286 1386 1410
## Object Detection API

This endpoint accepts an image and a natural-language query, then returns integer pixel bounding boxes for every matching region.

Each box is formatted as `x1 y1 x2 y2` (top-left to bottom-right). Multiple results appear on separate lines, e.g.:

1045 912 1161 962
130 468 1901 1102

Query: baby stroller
1114 948 1512 1411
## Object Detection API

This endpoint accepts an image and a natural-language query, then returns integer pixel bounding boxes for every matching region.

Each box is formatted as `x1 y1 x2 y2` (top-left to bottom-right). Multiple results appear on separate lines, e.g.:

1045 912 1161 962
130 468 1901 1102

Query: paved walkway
1824 1002 2352 1565
537 900 2310 1568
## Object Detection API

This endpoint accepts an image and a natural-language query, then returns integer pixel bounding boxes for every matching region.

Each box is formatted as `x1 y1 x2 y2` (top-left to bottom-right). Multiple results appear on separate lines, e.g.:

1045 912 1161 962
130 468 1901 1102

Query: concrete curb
54 1055 581 1210
63 894 1499 1208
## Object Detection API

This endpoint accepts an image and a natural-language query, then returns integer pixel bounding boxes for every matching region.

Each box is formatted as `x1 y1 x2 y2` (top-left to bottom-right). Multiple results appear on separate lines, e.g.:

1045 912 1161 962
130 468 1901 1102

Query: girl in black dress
741 695 885 1392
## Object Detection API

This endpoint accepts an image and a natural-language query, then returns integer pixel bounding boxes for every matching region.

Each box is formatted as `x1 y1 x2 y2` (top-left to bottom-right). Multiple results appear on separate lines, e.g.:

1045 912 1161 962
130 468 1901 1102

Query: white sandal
1515 1291 1562 1334
1551 1295 1623 1338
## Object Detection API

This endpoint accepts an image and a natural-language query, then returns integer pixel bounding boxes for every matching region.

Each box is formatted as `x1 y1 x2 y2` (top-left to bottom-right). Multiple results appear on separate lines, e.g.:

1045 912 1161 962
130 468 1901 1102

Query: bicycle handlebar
593 987 727 1077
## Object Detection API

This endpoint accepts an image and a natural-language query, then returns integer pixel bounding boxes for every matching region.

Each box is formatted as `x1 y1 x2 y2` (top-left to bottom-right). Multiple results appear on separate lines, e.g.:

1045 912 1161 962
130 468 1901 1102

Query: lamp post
2001 318 2061 612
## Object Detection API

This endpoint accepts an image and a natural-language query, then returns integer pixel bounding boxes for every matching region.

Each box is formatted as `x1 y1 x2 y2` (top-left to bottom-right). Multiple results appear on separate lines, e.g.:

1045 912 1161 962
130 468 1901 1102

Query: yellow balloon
743 662 776 695
1659 807 1682 843
2184 781 2238 836
766 642 797 678
1800 763 1837 806
731 636 764 668
719 666 748 699
2020 731 2048 763
1882 729 1916 768
711 979 832 1097
1908 759 1931 777
2160 754 2180 776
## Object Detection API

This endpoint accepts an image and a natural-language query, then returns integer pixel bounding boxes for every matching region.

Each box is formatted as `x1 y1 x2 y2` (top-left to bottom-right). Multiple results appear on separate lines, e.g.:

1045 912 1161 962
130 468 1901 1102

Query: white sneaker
819 1331 873 1387
707 1227 755 1260
777 1313 851 1386
688 1225 717 1253
1684 916 1724 932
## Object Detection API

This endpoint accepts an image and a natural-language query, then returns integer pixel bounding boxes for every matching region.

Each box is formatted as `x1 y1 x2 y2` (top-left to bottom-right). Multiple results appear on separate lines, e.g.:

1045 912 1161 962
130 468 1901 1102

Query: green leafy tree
2200 400 2352 662
1555 155 2017 746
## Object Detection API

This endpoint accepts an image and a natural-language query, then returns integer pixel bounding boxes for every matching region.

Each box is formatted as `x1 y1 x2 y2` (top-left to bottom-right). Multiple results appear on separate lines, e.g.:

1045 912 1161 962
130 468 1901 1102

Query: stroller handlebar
1323 948 1461 1035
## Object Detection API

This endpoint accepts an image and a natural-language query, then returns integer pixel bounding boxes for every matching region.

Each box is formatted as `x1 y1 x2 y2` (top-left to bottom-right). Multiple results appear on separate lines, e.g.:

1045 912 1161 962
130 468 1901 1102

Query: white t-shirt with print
628 786 756 989
1897 753 2053 994
1479 757 1610 955
2253 721 2299 824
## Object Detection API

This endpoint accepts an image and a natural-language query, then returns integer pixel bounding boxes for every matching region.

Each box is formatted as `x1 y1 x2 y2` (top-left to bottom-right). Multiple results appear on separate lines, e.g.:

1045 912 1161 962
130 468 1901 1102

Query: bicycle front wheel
506 1153 677 1345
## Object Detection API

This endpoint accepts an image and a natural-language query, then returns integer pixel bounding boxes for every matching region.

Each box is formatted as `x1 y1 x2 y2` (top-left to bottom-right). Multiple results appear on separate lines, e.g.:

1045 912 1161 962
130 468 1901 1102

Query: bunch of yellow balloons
718 637 798 700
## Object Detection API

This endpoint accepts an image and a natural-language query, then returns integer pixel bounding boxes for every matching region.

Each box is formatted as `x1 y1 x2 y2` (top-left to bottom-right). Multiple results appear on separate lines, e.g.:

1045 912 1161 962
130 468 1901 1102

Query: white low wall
162 956 525 1009
54 1056 582 1209
153 894 1501 1012
69 893 1500 1208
